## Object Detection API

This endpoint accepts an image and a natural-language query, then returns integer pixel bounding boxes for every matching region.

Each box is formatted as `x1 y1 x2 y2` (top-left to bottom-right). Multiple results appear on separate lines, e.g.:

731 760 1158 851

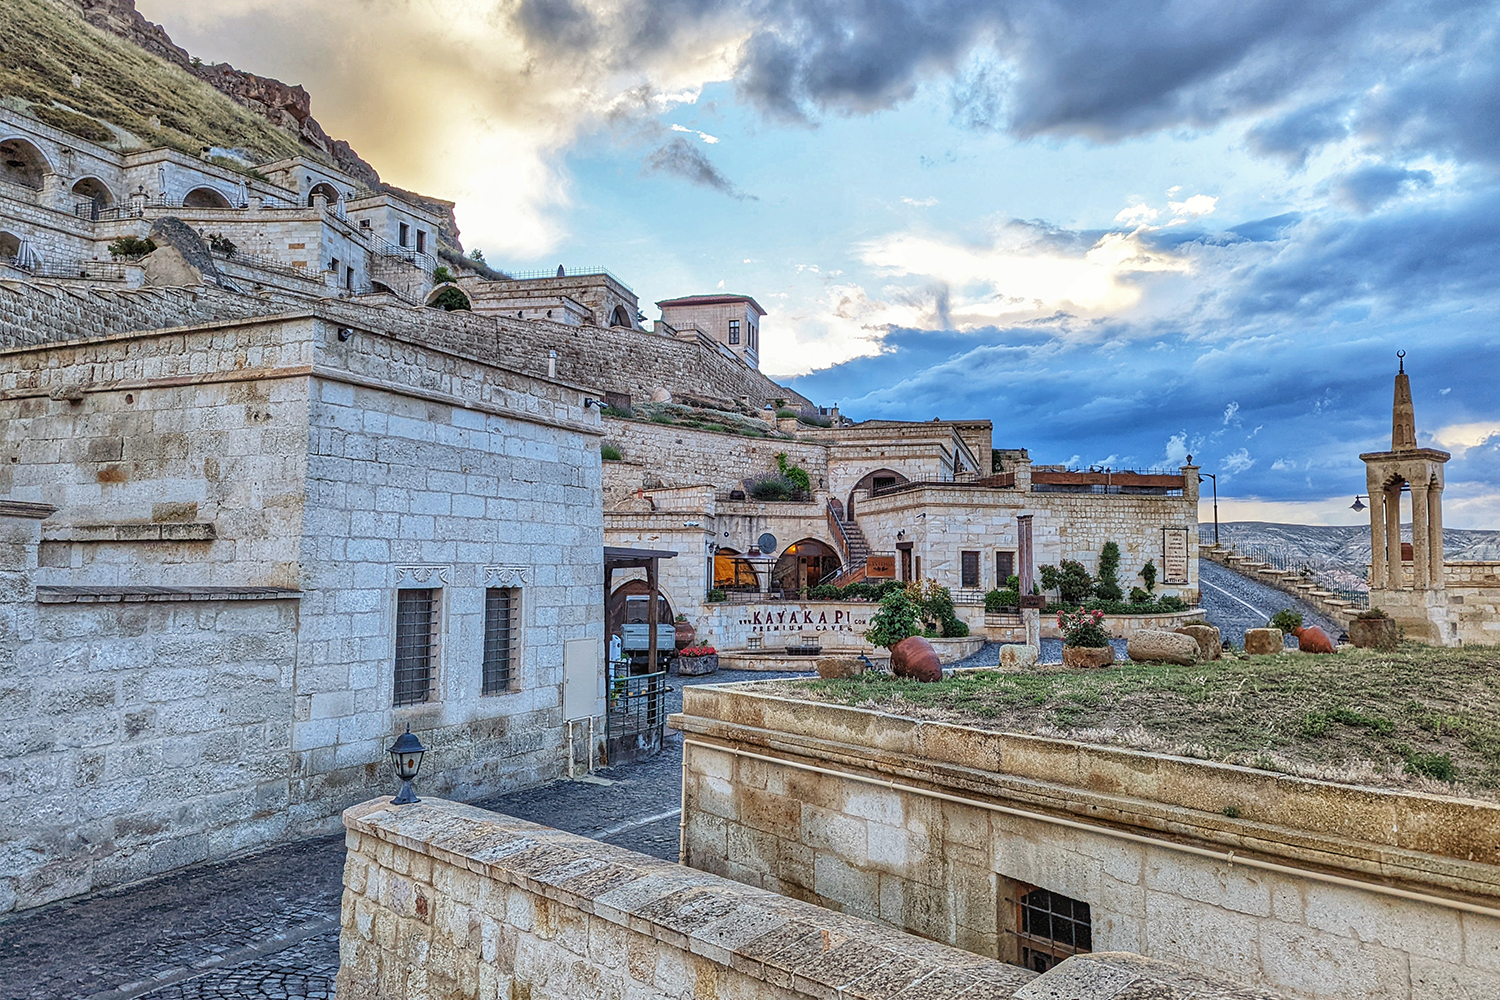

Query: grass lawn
759 643 1500 799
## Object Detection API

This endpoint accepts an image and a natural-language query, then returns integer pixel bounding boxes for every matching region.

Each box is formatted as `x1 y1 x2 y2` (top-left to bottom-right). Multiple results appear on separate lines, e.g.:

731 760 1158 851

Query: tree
468 248 486 264
1040 561 1093 606
1140 560 1157 594
864 589 921 648
1094 541 1123 601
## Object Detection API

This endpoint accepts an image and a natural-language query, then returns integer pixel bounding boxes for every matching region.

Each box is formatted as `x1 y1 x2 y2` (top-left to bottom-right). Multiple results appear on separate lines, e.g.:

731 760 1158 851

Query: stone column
1368 477 1388 589
1385 483 1404 589
1411 483 1430 589
1428 483 1445 588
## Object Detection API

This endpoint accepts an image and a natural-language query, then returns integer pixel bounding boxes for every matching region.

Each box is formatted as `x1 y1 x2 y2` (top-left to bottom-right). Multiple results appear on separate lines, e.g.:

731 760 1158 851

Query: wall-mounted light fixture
337 327 353 341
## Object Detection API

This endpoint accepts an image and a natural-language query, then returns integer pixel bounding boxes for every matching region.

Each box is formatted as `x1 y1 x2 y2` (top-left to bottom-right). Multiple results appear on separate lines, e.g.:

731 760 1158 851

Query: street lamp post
387 724 426 805
1198 472 1219 546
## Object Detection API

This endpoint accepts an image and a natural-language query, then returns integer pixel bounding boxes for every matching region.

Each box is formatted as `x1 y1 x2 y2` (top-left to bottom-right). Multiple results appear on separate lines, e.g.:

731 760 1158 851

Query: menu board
1163 527 1190 585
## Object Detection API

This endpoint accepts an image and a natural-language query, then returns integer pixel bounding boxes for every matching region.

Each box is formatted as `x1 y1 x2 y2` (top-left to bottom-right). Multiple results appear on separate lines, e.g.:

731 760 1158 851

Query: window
729 319 740 344
961 550 980 588
996 550 1015 585
399 222 410 247
1015 886 1092 973
345 266 354 289
329 256 339 274
416 230 426 254
483 588 518 694
394 588 438 706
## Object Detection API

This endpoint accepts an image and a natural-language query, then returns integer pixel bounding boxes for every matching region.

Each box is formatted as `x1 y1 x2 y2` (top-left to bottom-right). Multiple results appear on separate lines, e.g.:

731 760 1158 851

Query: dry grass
759 643 1500 799
0 0 308 161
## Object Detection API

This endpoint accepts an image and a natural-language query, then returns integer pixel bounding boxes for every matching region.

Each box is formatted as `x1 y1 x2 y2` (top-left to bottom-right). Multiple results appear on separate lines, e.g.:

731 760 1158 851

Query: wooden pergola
603 545 679 670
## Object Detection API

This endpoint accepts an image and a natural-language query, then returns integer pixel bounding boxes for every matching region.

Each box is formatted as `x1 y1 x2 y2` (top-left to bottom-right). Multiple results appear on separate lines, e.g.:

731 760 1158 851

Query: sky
138 0 1500 528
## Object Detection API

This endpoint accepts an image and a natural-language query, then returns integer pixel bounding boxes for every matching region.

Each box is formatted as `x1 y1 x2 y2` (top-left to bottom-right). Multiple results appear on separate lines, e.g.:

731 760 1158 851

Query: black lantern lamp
1351 495 1368 512
387 724 426 805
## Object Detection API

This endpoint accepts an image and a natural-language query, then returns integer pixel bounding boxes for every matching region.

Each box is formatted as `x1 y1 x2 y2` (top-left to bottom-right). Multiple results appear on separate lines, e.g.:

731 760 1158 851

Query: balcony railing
2 257 126 281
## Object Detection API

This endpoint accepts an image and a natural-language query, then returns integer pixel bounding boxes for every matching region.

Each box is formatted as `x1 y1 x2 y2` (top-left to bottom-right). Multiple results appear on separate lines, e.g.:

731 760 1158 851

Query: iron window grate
483 588 516 695
394 588 438 706
1015 886 1092 972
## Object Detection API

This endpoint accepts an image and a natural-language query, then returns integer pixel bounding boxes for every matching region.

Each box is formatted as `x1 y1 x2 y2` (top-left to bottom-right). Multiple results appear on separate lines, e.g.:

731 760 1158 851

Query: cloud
643 137 756 199
1169 194 1218 219
1333 164 1436 213
1164 433 1190 465
670 123 721 143
1431 423 1500 456
1222 401 1240 426
901 196 939 207
1221 448 1256 474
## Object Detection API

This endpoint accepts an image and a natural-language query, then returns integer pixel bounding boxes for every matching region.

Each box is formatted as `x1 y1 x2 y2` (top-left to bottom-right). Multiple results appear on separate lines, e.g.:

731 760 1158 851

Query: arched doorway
426 284 471 311
847 468 908 518
713 547 759 592
307 181 340 206
183 186 231 208
771 539 841 594
609 305 632 327
71 177 113 219
0 137 49 189
0 231 21 262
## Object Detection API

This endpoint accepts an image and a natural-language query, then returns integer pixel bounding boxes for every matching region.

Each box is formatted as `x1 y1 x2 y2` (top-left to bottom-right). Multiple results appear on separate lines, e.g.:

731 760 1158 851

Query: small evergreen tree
1094 541 1123 601
469 248 486 264
1140 559 1157 594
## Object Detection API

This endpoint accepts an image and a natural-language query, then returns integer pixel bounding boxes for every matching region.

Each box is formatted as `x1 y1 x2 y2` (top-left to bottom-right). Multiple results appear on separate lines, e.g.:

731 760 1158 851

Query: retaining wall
672 683 1500 1000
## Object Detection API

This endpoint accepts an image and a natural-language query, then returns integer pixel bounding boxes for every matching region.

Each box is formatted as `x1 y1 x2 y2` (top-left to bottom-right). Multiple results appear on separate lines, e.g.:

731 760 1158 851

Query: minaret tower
1359 353 1453 644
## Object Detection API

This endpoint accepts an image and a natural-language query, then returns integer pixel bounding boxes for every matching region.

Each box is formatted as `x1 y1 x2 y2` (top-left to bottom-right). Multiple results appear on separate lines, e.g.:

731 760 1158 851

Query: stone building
658 293 766 369
0 287 606 912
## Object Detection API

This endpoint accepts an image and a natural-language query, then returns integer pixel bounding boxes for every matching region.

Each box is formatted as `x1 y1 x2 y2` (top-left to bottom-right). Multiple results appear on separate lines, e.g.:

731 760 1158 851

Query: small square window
394 589 438 706
399 223 410 247
1015 885 1092 973
483 588 519 694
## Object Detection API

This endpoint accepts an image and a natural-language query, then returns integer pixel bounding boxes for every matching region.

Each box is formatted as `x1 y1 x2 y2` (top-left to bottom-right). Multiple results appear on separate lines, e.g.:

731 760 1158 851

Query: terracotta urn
1292 625 1335 654
674 620 696 651
890 635 943 682
1062 644 1115 669
1349 616 1399 651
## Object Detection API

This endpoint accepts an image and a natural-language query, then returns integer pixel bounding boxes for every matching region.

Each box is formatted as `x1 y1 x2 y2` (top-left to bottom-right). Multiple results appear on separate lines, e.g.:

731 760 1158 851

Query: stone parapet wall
601 417 828 499
1203 547 1358 628
673 684 1500 1000
336 796 1039 1000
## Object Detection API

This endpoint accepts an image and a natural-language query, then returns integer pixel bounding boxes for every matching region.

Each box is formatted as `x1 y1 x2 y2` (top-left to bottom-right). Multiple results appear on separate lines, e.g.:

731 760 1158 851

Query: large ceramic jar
674 619 696 650
1062 644 1115 669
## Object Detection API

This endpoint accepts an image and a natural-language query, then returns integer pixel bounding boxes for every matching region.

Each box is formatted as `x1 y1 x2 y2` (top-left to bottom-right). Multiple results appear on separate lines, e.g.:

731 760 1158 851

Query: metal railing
1216 541 1370 609
2 257 126 281
74 202 145 222
209 247 308 280
501 265 631 288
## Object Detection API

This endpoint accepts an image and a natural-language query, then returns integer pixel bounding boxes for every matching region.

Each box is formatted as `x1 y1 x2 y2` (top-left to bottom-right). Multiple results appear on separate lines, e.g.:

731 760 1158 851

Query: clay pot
674 620 696 651
890 635 943 682
1062 645 1115 669
1292 625 1335 654
1349 616 1399 651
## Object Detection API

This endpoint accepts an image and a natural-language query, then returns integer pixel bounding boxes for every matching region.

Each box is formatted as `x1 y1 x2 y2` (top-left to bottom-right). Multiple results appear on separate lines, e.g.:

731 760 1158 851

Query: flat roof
604 545 679 562
657 294 766 316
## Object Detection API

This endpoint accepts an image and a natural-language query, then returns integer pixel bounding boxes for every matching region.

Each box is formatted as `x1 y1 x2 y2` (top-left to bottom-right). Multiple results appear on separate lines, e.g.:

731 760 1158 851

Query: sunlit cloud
1430 422 1500 456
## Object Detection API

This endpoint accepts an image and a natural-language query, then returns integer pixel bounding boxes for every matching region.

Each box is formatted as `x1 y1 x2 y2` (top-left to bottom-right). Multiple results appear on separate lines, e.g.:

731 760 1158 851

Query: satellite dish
758 532 777 554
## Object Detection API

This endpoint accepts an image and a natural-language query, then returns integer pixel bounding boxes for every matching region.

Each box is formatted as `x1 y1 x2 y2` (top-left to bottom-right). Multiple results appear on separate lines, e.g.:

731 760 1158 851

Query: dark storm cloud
1334 165 1436 213
643 137 757 199
510 0 1499 170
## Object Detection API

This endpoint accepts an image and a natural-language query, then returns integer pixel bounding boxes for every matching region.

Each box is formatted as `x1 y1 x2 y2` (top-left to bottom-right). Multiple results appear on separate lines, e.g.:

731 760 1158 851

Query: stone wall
1203 546 1360 628
1447 561 1500 645
336 796 1039 1000
601 417 829 499
674 684 1500 1000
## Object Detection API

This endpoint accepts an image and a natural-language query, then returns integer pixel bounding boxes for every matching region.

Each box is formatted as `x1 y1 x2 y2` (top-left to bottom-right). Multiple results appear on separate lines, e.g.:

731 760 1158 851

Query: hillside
1209 520 1500 593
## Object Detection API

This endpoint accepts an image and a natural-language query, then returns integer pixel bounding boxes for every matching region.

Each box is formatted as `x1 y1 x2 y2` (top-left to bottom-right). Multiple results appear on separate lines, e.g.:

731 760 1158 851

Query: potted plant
1059 607 1114 668
675 645 719 676
1349 607 1400 651
673 613 696 650
865 589 941 682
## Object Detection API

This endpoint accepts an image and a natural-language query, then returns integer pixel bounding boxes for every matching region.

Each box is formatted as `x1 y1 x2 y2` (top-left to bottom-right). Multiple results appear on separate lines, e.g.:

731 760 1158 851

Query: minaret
1359 352 1452 644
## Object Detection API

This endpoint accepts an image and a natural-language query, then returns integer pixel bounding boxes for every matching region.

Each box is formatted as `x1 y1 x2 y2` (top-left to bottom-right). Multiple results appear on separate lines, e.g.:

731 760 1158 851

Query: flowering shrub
680 645 717 657
1058 607 1111 648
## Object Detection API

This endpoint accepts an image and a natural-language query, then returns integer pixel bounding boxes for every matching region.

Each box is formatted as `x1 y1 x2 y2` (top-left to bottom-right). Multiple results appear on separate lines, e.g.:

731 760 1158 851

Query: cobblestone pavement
0 667 811 1000
2 571 1330 1000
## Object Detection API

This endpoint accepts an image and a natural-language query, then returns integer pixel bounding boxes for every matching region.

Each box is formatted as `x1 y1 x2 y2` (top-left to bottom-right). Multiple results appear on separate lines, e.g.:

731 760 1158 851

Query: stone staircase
826 498 874 586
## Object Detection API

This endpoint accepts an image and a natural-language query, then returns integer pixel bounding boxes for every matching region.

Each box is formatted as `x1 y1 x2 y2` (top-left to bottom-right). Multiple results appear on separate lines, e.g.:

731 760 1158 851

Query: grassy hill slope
0 0 307 161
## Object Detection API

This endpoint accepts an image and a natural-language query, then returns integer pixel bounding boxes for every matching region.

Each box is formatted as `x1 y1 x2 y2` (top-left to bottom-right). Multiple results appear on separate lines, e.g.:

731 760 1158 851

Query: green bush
796 411 832 427
1040 560 1093 605
1403 748 1457 782
985 588 1020 612
707 589 726 603
775 452 812 495
1094 541 1123 601
775 407 797 418
107 236 156 259
1355 607 1390 620
432 265 456 284
748 476 798 500
1140 559 1157 594
1157 595 1187 612
1058 607 1111 648
600 404 634 419
600 443 621 461
841 582 876 601
809 584 841 600
1004 574 1020 590
468 248 486 264
1129 586 1151 604
428 286 471 311
864 589 921 648
1270 609 1304 634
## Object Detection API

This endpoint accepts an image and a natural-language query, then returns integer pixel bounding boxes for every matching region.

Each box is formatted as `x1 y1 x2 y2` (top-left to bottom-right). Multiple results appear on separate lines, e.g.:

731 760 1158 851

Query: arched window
713 548 759 592
0 231 22 262
771 538 841 593
847 468 909 517
0 137 49 189
182 186 231 209
71 177 113 206
610 305 632 328
307 181 340 206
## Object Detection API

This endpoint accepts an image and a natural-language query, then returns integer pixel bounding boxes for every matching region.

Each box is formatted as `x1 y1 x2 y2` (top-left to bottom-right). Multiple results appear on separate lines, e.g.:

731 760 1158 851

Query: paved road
0 667 812 1000
0 562 1334 999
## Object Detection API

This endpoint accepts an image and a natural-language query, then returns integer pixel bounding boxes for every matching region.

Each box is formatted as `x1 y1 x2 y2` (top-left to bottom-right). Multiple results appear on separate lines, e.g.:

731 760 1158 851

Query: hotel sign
739 606 871 635
865 555 896 579
1162 527 1190 585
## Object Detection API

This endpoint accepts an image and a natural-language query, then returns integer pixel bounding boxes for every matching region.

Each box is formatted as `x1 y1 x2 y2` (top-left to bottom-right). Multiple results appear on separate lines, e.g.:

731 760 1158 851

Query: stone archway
771 538 841 594
426 284 471 311
610 305 633 328
307 181 340 206
847 468 908 517
0 231 21 262
183 186 231 209
0 137 49 189
713 547 759 592
606 580 674 645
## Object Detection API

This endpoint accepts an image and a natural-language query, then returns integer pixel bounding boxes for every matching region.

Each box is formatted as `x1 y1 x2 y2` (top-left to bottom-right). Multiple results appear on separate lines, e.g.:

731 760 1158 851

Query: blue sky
141 0 1500 526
